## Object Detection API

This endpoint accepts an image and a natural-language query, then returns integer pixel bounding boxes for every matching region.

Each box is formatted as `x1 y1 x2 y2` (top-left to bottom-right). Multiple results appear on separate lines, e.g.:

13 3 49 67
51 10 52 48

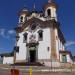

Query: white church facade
0 0 74 67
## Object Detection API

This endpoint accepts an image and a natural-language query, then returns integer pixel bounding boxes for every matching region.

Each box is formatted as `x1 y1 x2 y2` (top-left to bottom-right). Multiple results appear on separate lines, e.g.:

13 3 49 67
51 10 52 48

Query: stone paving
0 66 75 75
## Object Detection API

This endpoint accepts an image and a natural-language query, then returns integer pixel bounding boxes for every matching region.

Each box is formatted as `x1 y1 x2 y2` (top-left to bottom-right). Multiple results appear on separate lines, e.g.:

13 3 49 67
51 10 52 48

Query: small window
47 9 51 16
47 47 50 51
14 46 19 52
20 16 23 22
23 32 28 43
31 23 36 30
62 55 67 63
38 30 43 41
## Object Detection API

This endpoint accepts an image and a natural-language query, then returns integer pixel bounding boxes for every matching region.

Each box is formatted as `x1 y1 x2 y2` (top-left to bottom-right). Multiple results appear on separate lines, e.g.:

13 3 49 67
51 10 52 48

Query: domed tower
18 7 29 24
43 0 57 21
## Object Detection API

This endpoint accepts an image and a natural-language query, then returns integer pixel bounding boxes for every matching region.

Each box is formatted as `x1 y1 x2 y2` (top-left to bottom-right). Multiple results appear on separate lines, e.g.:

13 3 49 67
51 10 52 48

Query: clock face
31 23 36 30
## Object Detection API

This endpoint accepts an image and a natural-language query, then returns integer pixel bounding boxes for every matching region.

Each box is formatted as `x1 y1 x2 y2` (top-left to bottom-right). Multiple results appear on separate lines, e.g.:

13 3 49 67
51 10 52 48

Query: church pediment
22 18 55 31
23 17 45 27
15 18 59 33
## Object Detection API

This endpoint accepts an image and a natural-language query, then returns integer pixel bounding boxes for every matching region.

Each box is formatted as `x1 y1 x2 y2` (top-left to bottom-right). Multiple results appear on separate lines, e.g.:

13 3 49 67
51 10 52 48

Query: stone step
14 62 44 66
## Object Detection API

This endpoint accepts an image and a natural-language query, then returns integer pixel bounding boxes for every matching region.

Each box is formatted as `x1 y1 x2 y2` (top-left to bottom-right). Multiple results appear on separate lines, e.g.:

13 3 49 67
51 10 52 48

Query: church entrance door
29 46 36 62
29 50 36 62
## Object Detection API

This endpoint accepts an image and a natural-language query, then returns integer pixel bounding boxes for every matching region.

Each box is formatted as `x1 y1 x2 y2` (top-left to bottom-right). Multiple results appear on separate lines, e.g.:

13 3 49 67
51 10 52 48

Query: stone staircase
20 71 75 75
60 63 72 69
0 65 75 75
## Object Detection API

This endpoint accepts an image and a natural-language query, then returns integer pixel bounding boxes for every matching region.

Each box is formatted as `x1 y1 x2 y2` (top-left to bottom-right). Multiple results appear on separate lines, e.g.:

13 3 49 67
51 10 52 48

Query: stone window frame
26 43 38 62
47 9 51 16
20 16 23 23
23 32 28 43
62 54 67 63
38 30 43 41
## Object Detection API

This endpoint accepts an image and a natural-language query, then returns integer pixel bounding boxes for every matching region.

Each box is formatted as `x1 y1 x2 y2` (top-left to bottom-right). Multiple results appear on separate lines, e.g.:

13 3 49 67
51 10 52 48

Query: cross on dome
48 0 54 3
48 0 52 3
33 3 36 10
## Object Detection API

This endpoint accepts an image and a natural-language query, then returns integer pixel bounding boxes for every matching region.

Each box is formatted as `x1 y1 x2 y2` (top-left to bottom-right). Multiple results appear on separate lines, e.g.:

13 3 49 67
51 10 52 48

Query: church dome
19 7 29 16
43 1 57 10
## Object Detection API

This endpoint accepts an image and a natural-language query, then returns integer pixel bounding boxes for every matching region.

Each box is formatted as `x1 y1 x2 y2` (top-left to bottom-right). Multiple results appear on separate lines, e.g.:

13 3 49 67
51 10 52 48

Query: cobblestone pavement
0 67 75 75
0 69 10 75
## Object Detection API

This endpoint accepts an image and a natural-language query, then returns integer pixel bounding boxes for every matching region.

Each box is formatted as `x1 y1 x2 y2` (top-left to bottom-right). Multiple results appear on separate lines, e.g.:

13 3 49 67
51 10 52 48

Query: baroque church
0 0 74 67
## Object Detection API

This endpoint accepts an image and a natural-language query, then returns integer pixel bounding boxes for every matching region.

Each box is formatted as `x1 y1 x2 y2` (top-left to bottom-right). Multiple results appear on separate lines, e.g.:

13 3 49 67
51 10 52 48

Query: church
0 0 74 67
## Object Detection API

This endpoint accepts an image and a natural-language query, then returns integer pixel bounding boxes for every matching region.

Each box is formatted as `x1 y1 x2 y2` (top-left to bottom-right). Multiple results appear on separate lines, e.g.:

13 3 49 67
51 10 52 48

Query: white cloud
65 41 75 47
0 28 6 37
8 30 15 34
0 28 15 39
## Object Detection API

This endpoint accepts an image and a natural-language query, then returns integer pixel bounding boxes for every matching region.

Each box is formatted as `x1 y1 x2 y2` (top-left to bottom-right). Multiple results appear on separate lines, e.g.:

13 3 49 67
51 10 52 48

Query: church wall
45 7 57 21
55 28 59 60
58 38 65 51
38 28 51 60
59 54 62 62
50 7 57 20
58 39 60 51
67 54 73 64
16 28 51 62
3 56 14 64
60 41 64 50
58 38 61 50
16 32 27 61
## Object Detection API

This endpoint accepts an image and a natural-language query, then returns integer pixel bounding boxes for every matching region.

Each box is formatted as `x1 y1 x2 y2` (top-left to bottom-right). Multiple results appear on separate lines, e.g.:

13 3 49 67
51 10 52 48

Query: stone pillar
50 25 57 61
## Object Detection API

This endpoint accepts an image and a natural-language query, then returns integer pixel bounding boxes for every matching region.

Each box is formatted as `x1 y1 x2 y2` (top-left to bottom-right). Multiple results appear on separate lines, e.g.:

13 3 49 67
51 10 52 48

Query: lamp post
51 55 52 70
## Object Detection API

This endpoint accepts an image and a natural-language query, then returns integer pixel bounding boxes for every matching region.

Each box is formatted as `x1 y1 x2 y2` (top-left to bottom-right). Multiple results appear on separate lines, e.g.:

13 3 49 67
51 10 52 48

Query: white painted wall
67 54 73 64
16 26 66 64
58 39 60 50
60 54 62 62
16 27 51 61
58 37 65 51
38 28 51 60
16 32 27 61
3 56 14 64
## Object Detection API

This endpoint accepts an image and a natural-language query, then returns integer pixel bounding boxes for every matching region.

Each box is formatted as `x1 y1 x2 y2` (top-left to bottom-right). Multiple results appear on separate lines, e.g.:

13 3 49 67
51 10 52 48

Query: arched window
23 32 28 43
47 9 51 16
38 30 43 41
20 16 23 22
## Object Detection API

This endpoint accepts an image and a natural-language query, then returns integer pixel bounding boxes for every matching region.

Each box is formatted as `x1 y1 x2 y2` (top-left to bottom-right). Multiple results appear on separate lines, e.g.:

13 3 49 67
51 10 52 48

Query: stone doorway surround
26 43 39 63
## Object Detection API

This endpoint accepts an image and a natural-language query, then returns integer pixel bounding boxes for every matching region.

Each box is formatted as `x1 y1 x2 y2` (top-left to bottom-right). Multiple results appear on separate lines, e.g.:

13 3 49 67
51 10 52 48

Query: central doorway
29 46 36 62
29 50 36 62
27 43 38 63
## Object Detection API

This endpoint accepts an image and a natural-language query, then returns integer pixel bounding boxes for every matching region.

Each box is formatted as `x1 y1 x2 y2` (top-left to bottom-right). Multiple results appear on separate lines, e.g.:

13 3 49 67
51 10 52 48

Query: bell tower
44 0 57 21
18 7 29 26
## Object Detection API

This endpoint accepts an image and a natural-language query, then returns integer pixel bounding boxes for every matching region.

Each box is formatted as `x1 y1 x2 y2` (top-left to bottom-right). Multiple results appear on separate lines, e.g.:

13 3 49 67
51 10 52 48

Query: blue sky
0 0 75 55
